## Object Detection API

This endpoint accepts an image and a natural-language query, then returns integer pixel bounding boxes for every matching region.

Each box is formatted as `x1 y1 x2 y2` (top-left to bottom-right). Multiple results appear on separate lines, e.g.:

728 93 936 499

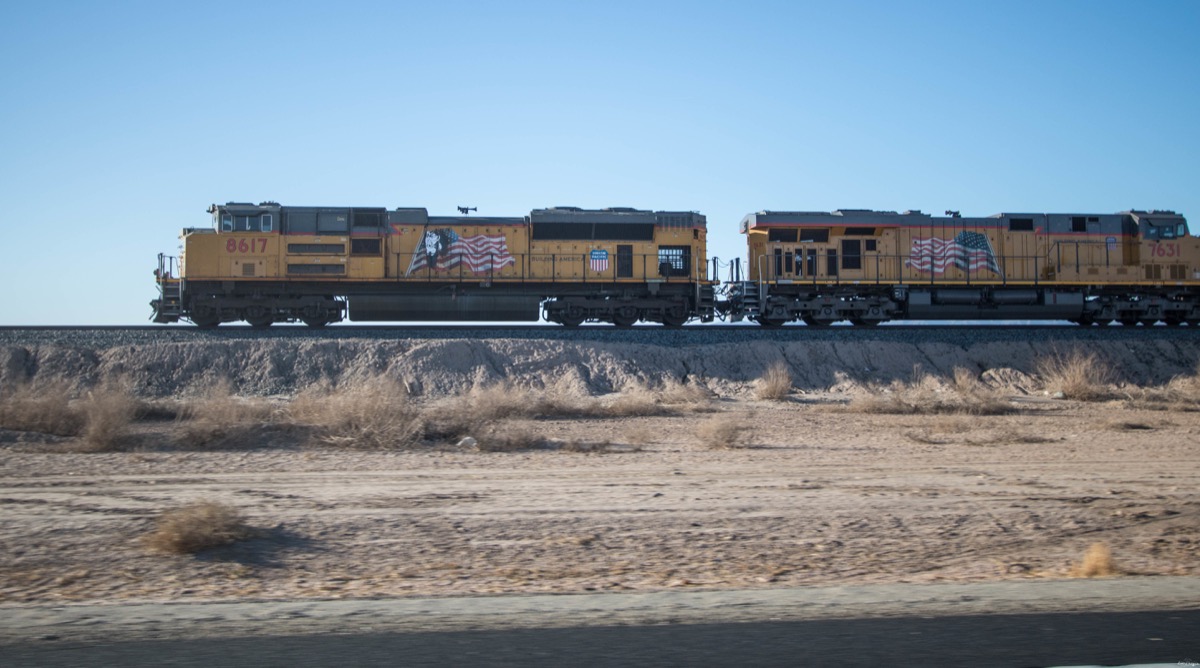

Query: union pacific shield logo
590 249 609 272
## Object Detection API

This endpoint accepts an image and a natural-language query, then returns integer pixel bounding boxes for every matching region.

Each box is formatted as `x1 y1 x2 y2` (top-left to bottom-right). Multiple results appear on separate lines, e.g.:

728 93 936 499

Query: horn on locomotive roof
945 210 961 218
457 206 477 215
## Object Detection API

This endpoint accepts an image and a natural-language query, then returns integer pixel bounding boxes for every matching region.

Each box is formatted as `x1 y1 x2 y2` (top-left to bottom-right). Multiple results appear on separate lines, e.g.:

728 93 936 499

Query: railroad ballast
150 203 1200 327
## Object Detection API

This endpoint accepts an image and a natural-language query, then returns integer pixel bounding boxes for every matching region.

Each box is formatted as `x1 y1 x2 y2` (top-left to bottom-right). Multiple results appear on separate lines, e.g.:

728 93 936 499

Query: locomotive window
768 228 798 243
221 214 233 232
799 229 830 243
236 215 251 230
841 240 862 270
1071 217 1087 232
657 246 691 277
351 238 382 255
865 240 877 252
1009 218 1034 231
262 214 273 232
844 227 875 236
826 249 838 276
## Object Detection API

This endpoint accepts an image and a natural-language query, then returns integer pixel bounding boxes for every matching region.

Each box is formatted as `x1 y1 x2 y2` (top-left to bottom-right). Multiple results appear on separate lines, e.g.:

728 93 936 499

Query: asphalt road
4 609 1198 668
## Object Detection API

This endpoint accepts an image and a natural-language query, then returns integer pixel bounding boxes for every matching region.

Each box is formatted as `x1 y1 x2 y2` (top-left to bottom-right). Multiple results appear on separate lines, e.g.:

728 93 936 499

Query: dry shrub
473 426 546 452
1036 350 1116 401
78 383 138 451
143 501 253 554
179 379 277 424
695 415 751 449
1123 372 1200 411
291 376 423 449
174 380 280 450
606 379 712 417
1068 542 1121 578
755 361 793 401
464 381 590 420
852 368 1013 415
0 381 83 436
658 379 714 406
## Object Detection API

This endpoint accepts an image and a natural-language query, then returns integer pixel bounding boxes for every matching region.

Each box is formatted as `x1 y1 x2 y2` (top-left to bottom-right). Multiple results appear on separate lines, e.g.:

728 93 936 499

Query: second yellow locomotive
733 208 1200 326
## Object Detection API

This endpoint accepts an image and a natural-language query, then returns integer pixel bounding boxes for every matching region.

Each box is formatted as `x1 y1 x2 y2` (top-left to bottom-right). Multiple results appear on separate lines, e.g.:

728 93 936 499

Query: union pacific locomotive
151 203 714 328
150 203 1200 327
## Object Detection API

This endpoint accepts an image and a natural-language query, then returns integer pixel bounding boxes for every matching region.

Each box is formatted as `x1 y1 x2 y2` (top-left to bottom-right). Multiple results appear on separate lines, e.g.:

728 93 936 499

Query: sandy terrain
2 393 1198 607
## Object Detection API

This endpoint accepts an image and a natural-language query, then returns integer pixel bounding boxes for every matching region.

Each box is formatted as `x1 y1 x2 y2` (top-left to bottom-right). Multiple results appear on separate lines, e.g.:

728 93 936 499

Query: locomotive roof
743 209 1187 229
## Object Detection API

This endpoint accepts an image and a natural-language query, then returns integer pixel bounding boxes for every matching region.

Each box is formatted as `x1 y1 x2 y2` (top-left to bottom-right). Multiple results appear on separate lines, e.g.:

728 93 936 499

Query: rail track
1 323 1198 348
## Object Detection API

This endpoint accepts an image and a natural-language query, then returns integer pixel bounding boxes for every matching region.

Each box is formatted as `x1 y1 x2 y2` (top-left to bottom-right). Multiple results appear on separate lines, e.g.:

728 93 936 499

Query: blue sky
1 0 1197 324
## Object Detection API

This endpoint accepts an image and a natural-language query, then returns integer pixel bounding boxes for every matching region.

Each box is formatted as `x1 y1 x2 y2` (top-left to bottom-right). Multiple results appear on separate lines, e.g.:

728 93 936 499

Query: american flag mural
907 230 1003 277
406 228 515 276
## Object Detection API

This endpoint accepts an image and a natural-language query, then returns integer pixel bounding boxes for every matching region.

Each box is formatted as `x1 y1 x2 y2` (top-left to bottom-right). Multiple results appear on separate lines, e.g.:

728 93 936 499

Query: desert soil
2 393 1198 607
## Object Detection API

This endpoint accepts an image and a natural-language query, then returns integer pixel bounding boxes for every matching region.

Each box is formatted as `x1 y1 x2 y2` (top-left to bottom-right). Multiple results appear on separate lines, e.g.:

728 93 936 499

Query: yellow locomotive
734 209 1200 325
151 203 715 327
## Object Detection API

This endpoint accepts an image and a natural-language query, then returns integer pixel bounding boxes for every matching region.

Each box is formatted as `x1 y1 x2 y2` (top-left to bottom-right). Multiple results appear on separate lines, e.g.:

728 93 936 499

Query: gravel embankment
1 326 1197 398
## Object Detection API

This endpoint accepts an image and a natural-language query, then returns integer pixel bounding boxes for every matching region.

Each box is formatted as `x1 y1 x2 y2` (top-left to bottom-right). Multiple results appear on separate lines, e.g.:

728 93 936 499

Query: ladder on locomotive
153 253 183 321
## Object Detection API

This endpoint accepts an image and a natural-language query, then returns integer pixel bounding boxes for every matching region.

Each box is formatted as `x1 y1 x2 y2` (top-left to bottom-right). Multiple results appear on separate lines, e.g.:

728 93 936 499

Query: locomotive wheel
849 317 881 327
558 307 586 327
302 317 328 328
660 305 688 328
247 317 273 329
612 314 637 327
802 315 836 327
612 307 638 328
190 305 219 329
753 316 783 327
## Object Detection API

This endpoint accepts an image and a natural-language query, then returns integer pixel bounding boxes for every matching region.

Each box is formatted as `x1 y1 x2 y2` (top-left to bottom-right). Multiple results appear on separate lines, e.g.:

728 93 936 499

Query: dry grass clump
1122 369 1200 411
174 380 281 450
0 381 139 451
755 361 793 401
1036 350 1117 401
695 415 752 449
178 379 277 424
851 368 1013 415
465 381 588 420
0 381 83 436
143 501 254 554
1068 542 1121 578
608 379 714 417
473 426 546 452
290 377 423 449
77 383 139 451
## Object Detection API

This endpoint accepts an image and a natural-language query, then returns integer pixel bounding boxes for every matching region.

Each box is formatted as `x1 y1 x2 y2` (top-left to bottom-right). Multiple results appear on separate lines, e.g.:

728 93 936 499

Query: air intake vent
242 263 256 277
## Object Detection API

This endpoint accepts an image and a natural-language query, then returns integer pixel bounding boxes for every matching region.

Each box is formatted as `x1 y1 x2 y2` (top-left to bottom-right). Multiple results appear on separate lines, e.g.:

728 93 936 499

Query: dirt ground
2 394 1198 606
